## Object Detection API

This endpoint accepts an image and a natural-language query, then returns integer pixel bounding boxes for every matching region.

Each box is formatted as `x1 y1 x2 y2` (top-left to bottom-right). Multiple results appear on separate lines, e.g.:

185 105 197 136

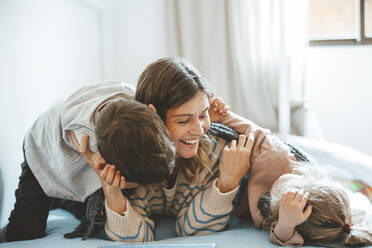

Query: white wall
108 0 169 84
305 45 372 156
0 0 105 228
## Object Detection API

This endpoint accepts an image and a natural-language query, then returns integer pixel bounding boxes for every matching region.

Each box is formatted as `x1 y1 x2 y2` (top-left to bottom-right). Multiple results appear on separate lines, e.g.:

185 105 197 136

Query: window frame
309 0 372 45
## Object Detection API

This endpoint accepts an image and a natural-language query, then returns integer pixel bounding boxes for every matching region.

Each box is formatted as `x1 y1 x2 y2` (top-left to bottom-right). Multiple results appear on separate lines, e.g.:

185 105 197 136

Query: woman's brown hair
135 57 212 182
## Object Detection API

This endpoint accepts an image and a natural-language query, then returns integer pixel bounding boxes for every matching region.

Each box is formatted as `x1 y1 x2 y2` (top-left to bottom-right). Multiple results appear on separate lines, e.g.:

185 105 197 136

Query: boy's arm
175 178 239 236
270 190 312 246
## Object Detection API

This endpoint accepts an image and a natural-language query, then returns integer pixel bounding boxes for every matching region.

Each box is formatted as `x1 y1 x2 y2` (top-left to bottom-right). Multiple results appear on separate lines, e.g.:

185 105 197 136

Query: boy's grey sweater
24 81 135 202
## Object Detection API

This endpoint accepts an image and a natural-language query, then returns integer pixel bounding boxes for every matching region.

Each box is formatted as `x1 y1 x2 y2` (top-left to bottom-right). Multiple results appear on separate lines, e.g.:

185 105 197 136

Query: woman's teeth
181 139 198 144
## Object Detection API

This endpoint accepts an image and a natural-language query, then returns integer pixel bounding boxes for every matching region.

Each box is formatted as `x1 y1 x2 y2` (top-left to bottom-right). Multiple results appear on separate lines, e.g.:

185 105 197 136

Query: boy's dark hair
95 99 175 184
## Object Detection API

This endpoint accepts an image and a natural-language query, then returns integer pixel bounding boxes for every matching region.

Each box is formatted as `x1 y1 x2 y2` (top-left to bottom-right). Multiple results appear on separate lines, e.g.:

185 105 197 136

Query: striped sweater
104 112 294 242
104 135 238 242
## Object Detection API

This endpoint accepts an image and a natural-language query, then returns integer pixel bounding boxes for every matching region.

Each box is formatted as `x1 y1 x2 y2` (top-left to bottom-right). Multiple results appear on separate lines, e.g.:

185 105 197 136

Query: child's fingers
222 105 229 115
70 131 80 150
294 189 305 203
209 92 216 105
299 192 310 208
100 164 110 180
80 133 90 155
95 162 106 171
303 205 312 220
120 176 126 189
214 97 224 110
106 165 116 184
112 171 121 187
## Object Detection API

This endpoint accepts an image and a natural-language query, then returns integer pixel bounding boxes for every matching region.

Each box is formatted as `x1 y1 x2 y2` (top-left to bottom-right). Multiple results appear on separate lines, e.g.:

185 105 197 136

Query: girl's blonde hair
268 162 372 247
135 57 213 182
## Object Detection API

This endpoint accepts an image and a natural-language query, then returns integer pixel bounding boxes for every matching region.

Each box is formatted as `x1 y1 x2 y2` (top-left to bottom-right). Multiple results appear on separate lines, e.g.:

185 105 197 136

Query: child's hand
278 190 312 228
273 190 312 242
209 93 229 123
70 131 105 175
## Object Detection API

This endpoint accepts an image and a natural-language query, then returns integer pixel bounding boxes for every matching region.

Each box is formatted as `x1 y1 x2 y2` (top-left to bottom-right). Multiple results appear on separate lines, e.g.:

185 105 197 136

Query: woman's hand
70 131 127 215
209 93 229 123
217 134 254 193
99 164 127 192
98 164 128 215
274 190 312 242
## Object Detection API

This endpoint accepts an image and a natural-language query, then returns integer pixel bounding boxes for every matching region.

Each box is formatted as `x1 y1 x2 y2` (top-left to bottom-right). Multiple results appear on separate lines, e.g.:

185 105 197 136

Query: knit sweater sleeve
269 222 304 246
104 190 155 242
175 178 238 236
220 111 270 137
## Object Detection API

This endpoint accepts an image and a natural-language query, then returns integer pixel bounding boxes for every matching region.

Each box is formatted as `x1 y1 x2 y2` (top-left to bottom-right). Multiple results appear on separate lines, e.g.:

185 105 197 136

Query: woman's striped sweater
104 135 238 242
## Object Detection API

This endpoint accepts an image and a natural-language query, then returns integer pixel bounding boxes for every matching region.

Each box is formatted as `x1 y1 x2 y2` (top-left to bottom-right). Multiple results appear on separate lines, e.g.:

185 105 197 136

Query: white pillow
278 134 372 185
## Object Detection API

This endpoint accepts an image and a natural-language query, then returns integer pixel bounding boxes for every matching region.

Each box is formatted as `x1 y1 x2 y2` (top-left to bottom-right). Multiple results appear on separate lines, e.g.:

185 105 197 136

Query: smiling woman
136 57 213 181
165 91 211 159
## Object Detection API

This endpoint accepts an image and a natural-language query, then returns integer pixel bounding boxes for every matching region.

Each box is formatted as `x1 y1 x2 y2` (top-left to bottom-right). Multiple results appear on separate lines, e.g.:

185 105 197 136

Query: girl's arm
270 190 312 246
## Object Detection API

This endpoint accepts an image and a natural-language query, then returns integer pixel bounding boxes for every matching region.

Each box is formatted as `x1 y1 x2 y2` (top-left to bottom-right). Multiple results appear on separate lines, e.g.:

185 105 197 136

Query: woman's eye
176 119 189 124
200 114 208 119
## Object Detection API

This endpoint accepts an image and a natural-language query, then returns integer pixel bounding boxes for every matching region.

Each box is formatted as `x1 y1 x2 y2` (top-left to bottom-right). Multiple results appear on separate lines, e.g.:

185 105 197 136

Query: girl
258 163 372 247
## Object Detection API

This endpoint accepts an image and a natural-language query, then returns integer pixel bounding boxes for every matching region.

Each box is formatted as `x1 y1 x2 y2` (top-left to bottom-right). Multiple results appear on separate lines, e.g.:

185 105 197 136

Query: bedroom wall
107 0 169 84
0 0 105 228
305 45 372 156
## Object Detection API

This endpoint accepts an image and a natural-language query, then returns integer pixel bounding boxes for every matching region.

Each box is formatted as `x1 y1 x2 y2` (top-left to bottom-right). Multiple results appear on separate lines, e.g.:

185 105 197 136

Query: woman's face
165 91 211 159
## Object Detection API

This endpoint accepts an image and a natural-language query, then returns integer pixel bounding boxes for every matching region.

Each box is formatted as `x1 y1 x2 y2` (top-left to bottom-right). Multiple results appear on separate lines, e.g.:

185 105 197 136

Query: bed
1 134 371 248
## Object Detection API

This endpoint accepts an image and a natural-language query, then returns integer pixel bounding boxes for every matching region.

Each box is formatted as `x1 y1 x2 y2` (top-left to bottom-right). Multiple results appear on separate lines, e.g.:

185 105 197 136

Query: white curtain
166 0 314 135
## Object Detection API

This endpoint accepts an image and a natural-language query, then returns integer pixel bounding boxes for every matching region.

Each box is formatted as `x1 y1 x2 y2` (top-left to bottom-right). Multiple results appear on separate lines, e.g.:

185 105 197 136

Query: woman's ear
148 104 157 113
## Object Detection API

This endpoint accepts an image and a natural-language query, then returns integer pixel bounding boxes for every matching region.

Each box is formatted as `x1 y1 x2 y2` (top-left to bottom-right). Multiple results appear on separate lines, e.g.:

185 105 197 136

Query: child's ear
148 104 157 113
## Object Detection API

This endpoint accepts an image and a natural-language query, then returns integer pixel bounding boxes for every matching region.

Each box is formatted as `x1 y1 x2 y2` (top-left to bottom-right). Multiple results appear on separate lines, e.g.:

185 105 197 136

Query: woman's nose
190 120 204 136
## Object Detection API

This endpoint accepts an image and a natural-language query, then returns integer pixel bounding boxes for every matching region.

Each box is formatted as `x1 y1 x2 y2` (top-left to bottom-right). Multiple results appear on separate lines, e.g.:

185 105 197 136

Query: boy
5 81 175 241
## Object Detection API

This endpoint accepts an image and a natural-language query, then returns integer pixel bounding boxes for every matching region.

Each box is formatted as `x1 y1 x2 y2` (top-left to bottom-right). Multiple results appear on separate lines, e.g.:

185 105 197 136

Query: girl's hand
209 93 229 123
217 134 254 193
274 190 312 242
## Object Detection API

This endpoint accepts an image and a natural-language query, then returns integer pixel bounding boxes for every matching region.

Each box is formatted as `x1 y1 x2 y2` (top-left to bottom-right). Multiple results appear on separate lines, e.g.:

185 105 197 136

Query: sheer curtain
166 0 318 136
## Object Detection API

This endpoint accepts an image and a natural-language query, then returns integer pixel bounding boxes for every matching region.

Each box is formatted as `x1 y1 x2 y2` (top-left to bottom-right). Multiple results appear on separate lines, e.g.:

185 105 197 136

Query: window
309 0 372 45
